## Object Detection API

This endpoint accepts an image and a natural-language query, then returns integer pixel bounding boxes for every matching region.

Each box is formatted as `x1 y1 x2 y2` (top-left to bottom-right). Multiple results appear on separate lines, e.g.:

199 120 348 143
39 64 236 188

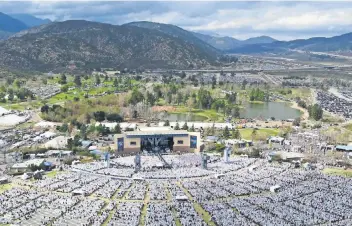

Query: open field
239 128 279 140
0 183 13 194
322 168 352 177
173 106 224 122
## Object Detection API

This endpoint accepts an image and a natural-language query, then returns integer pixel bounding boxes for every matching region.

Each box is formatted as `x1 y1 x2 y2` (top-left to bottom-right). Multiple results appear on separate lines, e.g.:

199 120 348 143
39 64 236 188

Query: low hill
242 36 277 45
0 20 218 72
193 32 277 51
10 14 51 27
124 21 220 55
228 32 352 54
0 12 28 33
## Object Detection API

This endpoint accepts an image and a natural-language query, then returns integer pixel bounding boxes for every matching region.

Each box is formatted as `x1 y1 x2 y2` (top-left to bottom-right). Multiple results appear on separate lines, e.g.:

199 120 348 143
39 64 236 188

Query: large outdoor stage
114 127 201 155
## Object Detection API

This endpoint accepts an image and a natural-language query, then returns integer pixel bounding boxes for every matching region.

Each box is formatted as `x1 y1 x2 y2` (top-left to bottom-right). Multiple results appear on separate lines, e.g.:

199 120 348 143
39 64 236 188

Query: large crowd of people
0 154 351 226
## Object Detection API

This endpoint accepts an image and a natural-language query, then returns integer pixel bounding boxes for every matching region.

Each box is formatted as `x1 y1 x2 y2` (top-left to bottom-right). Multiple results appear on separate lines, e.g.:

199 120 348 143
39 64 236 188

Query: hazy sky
1 1 352 40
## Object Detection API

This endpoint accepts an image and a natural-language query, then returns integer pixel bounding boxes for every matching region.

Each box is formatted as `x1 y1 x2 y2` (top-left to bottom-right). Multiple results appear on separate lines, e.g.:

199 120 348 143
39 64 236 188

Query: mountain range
0 12 51 39
192 32 277 51
227 32 352 54
0 20 219 72
0 11 352 72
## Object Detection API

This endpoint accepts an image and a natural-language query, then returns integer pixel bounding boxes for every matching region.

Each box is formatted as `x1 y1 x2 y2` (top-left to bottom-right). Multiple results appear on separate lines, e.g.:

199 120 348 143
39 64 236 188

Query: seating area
0 154 351 226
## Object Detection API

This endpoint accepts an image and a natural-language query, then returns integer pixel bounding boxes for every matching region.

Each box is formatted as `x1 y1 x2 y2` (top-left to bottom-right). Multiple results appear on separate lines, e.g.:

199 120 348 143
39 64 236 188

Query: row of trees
42 105 124 123
126 85 242 119
58 122 123 142
172 122 196 132
222 126 243 139
295 99 323 121
249 88 268 102
0 87 34 103
308 104 323 121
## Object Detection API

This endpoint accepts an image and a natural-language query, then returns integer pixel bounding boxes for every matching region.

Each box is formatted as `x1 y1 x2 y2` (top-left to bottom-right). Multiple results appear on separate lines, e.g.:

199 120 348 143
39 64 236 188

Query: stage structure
114 127 201 155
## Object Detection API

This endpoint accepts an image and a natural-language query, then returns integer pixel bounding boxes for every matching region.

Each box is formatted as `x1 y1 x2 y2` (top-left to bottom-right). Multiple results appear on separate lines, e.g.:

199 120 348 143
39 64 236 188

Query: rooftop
125 130 189 137
138 126 172 132
11 159 45 169
336 145 352 151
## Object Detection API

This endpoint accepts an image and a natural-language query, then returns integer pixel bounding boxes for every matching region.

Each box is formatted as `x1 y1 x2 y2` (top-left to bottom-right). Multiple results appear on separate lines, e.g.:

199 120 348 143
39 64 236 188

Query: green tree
114 123 122 133
197 88 213 109
223 126 230 138
189 124 195 132
80 125 87 140
7 89 14 101
59 74 67 85
6 77 14 86
74 75 82 87
241 80 247 90
129 88 144 105
181 122 188 130
232 128 241 139
93 111 106 122
211 76 216 89
232 106 240 118
13 79 21 88
293 117 301 126
61 85 69 92
163 120 170 126
176 92 183 105
251 129 258 141
95 75 101 85
146 91 156 106
180 71 186 79
106 113 123 122
174 122 180 130
113 78 118 87
308 104 323 121
41 78 48 85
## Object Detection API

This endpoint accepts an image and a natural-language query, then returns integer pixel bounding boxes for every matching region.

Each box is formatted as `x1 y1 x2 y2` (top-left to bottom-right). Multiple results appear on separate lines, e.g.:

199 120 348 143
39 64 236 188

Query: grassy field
248 100 265 104
174 106 224 122
344 123 352 131
322 126 352 143
0 183 13 194
239 128 279 141
46 171 59 178
322 168 352 177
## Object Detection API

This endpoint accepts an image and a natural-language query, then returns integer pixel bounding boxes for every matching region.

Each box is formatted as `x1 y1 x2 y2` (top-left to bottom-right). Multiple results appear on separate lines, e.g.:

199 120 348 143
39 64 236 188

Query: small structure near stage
201 153 210 170
223 146 232 163
134 153 141 172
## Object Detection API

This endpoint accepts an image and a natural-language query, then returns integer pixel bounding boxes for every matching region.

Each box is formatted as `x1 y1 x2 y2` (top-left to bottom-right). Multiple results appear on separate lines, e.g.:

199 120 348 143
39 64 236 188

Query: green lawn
344 123 352 131
46 171 58 178
0 102 26 111
323 168 352 177
174 106 224 122
249 100 265 104
239 128 279 141
0 183 13 194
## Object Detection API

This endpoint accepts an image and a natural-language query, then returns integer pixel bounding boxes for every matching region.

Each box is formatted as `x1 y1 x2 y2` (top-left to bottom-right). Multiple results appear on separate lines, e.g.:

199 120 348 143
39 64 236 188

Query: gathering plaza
1 152 351 226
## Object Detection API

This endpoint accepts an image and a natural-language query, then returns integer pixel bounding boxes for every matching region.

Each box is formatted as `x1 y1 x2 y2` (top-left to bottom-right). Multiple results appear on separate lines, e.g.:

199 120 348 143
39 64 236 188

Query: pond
240 102 301 120
157 102 301 122
158 112 208 122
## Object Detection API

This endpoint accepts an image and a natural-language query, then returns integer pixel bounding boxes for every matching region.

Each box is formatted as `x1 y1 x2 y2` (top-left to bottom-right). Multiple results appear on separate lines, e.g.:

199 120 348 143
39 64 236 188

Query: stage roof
125 130 189 137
